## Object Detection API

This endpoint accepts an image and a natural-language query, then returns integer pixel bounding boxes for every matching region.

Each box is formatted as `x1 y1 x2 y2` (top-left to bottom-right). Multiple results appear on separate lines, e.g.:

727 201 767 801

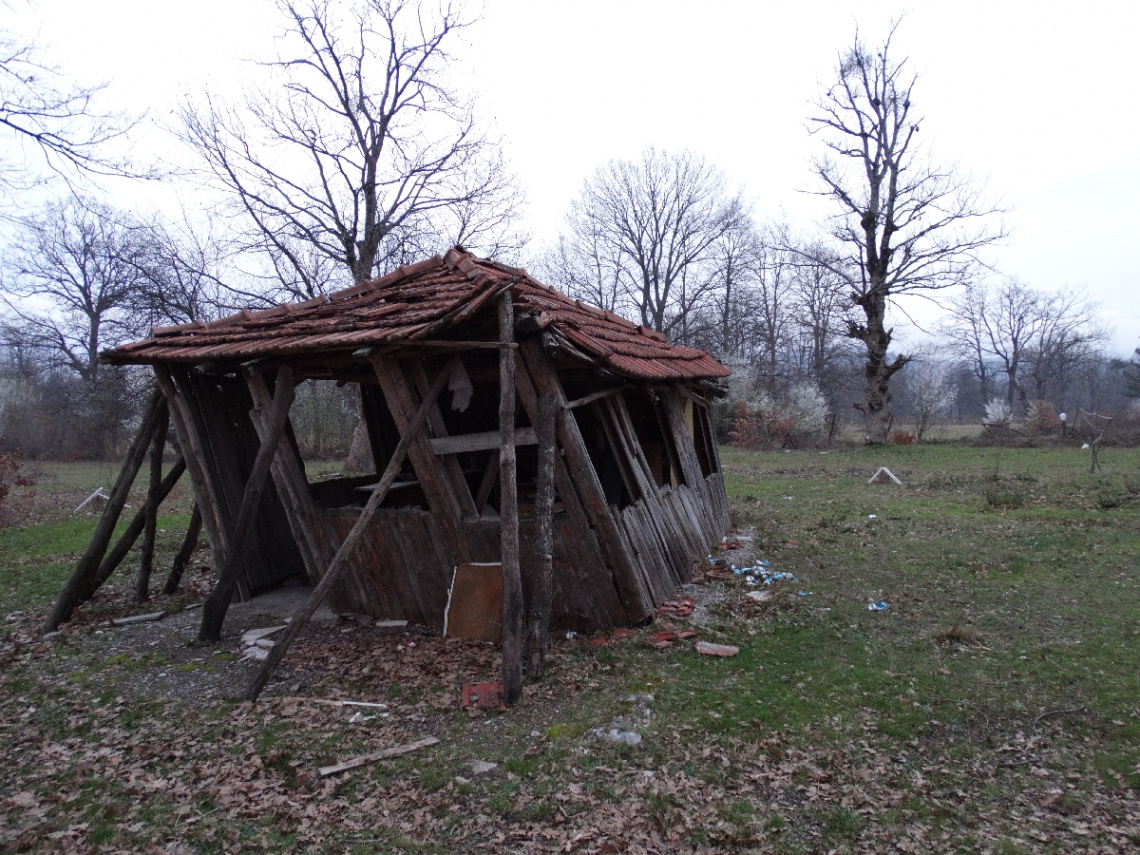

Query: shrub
728 401 798 450
1025 400 1062 435
0 451 34 521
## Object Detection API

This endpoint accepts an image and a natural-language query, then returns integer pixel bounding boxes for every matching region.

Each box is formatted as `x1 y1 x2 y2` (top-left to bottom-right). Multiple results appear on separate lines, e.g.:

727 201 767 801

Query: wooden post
241 360 456 702
198 364 295 642
154 365 232 587
525 391 556 679
163 503 202 595
83 458 187 601
136 402 170 602
498 292 524 703
44 389 164 633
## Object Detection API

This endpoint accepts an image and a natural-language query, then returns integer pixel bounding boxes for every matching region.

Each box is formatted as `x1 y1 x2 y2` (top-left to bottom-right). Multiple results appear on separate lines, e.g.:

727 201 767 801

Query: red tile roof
105 247 730 382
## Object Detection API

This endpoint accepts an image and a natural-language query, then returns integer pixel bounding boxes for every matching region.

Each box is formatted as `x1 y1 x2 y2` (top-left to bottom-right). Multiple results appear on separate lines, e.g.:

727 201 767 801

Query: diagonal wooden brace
240 359 458 702
198 363 296 642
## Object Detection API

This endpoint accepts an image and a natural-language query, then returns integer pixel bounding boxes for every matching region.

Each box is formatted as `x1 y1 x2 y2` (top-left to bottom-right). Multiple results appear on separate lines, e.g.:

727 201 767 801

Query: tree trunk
854 294 905 445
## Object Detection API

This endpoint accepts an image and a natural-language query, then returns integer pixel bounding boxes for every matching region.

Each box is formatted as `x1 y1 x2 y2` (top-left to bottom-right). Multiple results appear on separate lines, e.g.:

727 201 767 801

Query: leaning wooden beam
498 292 524 704
154 365 231 586
136 402 170 603
198 364 296 643
83 458 187 601
518 339 650 622
163 503 202 595
241 360 456 702
44 389 164 633
525 392 556 679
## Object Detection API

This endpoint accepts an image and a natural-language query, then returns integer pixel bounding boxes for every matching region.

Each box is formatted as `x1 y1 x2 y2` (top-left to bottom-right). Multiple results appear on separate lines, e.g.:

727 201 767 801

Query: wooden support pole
84 458 187 601
163 502 202 595
44 389 164 633
154 365 231 585
525 391 556 679
498 291 524 704
136 401 170 603
241 360 456 702
198 364 295 643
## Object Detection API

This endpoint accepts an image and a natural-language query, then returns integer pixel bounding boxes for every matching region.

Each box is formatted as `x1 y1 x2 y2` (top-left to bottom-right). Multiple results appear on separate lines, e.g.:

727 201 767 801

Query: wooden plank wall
170 369 305 596
318 509 627 632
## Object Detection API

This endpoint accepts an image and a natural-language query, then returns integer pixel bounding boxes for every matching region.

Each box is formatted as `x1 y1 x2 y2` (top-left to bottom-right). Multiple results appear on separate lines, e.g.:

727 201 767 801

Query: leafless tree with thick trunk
179 0 522 297
804 24 1005 443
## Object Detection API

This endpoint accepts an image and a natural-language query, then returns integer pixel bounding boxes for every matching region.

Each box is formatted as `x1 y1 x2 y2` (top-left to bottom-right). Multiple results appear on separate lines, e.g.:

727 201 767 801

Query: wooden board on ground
444 562 503 642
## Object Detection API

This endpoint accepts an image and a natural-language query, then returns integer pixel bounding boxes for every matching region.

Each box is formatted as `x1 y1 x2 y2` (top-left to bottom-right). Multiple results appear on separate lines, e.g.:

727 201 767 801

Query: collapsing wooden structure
62 248 730 644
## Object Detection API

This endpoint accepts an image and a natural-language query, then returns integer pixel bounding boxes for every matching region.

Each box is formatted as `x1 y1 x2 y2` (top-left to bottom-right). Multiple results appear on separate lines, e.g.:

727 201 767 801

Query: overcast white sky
12 0 1140 355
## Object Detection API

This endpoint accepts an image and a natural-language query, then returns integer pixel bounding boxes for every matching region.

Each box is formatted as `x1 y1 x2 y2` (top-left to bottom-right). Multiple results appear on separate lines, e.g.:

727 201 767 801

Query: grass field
1 445 1138 853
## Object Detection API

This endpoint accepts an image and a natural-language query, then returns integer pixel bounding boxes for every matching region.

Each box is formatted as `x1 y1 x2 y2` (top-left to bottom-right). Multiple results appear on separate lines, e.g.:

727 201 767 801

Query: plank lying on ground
110 611 166 626
319 736 439 777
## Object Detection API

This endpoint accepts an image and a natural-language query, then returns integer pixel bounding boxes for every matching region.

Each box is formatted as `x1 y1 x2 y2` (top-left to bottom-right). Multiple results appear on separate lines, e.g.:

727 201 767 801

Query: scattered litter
565 631 578 640
746 590 771 603
868 467 903 485
461 681 505 711
319 736 439 777
696 641 739 657
111 612 165 627
797 591 813 597
239 647 270 662
73 488 111 514
657 597 695 619
347 711 375 723
309 699 388 710
373 619 408 628
605 730 642 746
241 625 287 646
469 760 498 775
7 611 25 622
868 514 878 520
868 601 889 611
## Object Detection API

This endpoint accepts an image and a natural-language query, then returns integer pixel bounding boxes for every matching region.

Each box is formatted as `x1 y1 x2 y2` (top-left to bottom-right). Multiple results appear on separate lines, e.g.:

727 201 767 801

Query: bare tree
945 278 1102 416
0 5 146 199
559 148 745 338
179 0 521 298
1 195 151 384
788 244 852 394
804 24 1005 443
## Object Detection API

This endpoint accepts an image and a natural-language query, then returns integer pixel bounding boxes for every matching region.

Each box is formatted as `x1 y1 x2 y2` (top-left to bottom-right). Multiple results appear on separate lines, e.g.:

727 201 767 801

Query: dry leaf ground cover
1 445 1139 853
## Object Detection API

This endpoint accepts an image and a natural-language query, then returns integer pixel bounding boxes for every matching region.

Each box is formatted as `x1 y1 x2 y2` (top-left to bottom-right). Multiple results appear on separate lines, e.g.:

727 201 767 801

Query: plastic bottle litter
797 591 812 597
566 631 578 639
868 514 878 520
868 601 888 611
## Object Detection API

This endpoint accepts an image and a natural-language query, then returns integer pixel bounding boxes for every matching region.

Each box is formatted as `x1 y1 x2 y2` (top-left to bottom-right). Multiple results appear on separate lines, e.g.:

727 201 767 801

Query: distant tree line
1 4 1135 460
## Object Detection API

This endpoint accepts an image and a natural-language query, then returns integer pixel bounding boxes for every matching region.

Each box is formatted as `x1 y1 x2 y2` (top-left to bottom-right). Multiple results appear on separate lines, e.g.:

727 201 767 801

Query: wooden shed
100 247 731 633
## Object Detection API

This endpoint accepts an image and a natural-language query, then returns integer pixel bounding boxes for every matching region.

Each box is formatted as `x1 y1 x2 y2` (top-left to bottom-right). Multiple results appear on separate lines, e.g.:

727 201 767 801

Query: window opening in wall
622 389 683 490
691 400 719 477
570 397 635 509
